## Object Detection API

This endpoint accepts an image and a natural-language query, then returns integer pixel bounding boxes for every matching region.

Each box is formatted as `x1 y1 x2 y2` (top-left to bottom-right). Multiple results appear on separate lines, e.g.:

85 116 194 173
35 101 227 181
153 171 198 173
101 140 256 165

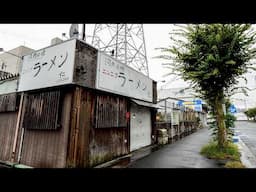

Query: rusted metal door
130 103 151 151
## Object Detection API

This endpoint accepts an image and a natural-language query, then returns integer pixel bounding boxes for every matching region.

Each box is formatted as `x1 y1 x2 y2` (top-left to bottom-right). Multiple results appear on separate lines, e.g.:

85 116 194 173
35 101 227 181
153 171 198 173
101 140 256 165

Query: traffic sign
229 104 237 114
194 99 202 105
177 100 183 106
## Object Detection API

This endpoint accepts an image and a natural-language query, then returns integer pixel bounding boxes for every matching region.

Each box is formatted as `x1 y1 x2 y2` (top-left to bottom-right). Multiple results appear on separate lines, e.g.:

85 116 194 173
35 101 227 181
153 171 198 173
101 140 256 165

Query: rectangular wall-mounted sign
18 39 76 92
96 51 153 102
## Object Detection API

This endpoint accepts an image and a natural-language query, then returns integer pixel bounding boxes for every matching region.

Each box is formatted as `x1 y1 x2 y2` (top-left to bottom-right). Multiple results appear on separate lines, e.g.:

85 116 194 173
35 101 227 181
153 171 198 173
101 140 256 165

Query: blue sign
177 100 183 106
194 99 202 105
229 104 237 114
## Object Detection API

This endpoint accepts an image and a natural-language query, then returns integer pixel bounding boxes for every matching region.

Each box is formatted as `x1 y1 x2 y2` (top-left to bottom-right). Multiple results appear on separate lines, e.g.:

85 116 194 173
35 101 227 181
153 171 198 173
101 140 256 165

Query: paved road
235 121 256 158
127 127 219 168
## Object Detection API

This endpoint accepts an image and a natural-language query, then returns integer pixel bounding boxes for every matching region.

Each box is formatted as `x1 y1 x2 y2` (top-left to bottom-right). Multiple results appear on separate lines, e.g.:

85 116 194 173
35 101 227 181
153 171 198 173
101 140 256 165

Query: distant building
0 37 62 77
0 46 34 75
158 86 197 101
231 68 256 120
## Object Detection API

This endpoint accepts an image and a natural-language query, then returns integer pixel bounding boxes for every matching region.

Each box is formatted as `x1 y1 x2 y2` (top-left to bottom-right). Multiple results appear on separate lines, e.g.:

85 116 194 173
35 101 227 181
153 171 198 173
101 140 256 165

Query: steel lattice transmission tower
91 24 149 76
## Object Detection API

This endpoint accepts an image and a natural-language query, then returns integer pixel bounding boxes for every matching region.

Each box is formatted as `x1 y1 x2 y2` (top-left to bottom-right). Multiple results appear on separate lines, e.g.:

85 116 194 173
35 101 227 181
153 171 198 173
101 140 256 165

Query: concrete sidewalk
127 127 219 168
94 144 162 168
96 127 221 168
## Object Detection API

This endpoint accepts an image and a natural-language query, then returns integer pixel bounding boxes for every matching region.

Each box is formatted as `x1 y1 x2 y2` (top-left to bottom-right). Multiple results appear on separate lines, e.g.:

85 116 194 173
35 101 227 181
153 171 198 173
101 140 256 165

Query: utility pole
82 24 86 41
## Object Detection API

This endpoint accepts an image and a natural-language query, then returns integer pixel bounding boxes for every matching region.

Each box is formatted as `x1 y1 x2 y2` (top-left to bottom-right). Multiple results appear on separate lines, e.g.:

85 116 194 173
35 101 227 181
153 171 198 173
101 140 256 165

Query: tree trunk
215 97 227 148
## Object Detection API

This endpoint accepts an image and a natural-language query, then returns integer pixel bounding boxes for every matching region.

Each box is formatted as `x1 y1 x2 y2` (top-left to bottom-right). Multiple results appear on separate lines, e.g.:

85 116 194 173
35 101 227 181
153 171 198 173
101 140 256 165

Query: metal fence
156 99 207 143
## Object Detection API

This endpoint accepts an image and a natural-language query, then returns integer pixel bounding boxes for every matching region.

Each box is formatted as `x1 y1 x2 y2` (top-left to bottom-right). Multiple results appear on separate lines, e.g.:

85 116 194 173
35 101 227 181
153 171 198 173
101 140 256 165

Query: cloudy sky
1 24 255 110
0 24 187 88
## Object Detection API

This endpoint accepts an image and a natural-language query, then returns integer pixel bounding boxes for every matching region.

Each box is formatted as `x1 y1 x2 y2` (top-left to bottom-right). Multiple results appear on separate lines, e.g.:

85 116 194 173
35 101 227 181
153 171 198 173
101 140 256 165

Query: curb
94 144 159 168
236 138 256 168
0 160 33 168
94 154 132 168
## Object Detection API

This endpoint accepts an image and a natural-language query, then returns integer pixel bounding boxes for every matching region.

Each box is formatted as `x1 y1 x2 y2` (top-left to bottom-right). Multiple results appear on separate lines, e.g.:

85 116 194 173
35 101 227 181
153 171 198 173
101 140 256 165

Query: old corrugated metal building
0 39 157 168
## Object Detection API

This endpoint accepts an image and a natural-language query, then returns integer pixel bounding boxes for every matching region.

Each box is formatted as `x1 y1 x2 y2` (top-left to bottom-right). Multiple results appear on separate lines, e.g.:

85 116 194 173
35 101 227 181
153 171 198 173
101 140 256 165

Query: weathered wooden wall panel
66 87 129 167
152 81 157 104
19 90 72 168
95 95 127 128
0 93 17 112
66 87 94 168
22 90 61 130
89 127 128 167
151 109 157 144
0 112 18 161
73 41 98 89
89 92 128 167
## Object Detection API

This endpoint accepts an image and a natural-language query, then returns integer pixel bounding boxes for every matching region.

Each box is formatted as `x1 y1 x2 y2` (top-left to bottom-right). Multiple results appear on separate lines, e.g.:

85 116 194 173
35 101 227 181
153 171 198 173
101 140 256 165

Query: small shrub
224 161 245 168
200 141 240 161
244 107 256 121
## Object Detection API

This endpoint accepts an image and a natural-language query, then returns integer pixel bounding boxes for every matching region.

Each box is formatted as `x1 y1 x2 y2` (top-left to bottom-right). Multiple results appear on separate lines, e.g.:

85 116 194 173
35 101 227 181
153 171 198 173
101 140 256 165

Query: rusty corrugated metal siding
89 127 128 167
89 93 128 167
66 88 129 168
0 112 18 161
67 87 94 168
95 95 127 128
19 89 72 168
22 90 61 130
0 93 17 112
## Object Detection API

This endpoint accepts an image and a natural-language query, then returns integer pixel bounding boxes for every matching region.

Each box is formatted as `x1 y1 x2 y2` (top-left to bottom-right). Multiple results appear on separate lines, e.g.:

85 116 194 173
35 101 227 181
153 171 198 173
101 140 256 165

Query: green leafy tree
208 100 236 143
244 107 256 120
158 24 256 148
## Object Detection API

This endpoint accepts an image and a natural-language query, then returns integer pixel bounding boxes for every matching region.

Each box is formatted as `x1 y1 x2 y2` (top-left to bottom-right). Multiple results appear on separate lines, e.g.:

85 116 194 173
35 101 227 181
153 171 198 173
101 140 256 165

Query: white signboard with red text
96 51 153 102
18 39 76 92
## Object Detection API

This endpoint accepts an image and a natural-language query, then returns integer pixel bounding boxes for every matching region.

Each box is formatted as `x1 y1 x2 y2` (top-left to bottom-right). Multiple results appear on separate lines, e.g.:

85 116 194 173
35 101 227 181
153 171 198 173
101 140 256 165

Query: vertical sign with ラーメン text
18 39 76 92
96 51 153 102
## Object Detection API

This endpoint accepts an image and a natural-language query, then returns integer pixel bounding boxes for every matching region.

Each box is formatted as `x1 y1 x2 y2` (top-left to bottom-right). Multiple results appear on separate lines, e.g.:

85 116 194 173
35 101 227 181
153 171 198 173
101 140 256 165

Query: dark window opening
22 89 63 130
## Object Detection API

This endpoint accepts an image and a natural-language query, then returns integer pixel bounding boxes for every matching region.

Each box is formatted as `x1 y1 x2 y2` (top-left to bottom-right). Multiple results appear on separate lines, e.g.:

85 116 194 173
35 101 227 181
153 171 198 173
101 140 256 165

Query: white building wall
0 46 34 75
230 67 256 120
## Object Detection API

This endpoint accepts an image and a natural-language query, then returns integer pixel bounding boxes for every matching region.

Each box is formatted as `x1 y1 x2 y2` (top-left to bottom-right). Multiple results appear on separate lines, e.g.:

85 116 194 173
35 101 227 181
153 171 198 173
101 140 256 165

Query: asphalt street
234 121 256 167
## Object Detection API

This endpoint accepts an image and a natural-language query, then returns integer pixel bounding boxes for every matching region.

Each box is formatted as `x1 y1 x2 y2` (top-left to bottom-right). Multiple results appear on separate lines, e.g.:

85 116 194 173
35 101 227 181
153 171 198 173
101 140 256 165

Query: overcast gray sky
1 24 256 110
0 24 187 88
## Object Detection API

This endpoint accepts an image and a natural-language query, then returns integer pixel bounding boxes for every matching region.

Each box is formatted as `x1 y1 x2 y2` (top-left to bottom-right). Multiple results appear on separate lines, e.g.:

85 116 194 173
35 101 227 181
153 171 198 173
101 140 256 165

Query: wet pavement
234 121 256 167
127 127 219 168
109 127 220 168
